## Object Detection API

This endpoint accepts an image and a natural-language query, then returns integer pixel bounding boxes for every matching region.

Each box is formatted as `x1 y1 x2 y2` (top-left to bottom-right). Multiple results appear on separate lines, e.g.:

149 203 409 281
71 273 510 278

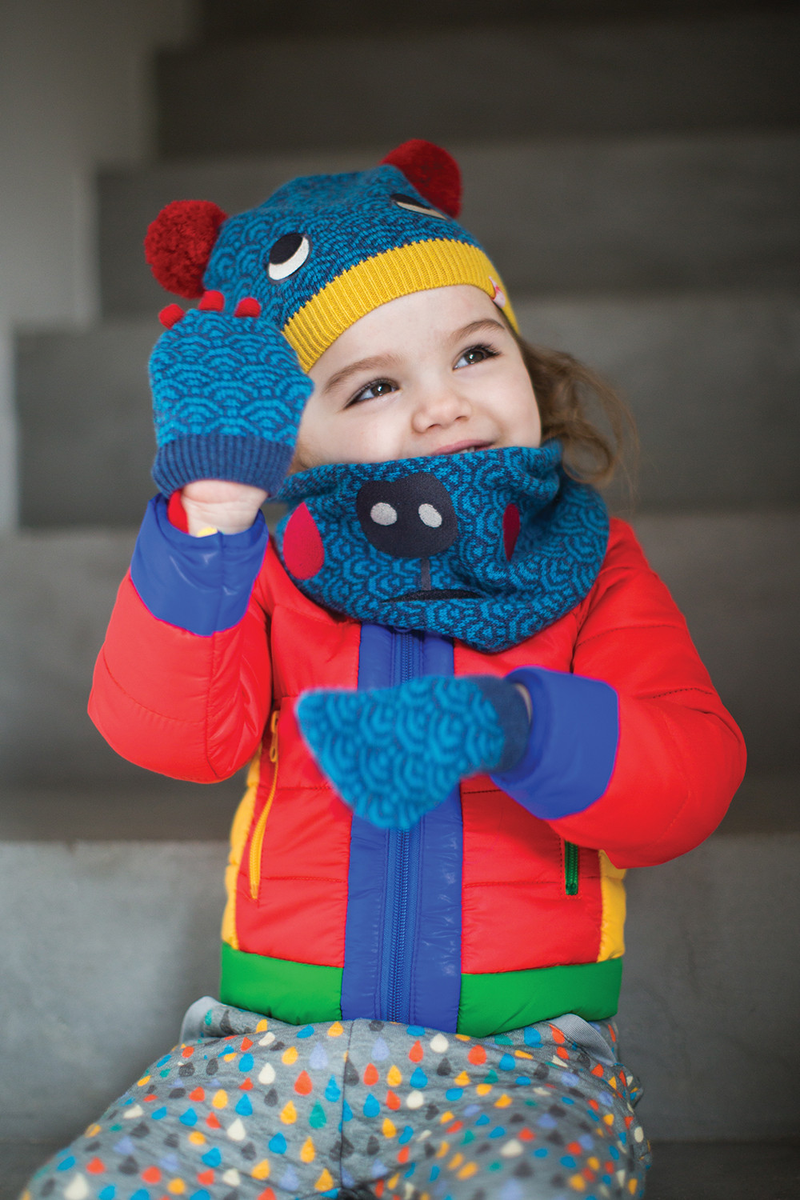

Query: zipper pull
248 708 281 902
564 840 580 896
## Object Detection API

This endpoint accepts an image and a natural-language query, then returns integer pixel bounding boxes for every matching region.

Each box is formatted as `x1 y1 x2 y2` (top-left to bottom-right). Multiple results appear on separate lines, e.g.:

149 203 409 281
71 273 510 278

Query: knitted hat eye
380 140 462 219
390 193 449 221
268 232 311 280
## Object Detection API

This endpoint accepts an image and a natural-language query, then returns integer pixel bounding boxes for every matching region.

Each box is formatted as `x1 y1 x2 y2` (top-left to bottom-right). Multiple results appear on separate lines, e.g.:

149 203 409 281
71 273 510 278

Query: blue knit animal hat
144 140 517 372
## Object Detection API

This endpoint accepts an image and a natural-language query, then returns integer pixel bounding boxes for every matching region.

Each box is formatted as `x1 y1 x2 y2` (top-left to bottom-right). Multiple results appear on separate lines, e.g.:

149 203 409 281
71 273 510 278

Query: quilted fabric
277 442 609 652
296 675 507 829
90 507 747 1025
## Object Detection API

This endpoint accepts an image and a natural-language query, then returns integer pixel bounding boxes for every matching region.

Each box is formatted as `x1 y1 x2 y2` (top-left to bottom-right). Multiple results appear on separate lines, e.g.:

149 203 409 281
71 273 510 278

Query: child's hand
296 675 530 829
149 294 314 498
181 480 267 536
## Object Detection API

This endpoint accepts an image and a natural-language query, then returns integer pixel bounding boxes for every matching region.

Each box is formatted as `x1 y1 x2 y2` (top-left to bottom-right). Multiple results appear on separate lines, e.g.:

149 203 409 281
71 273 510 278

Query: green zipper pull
564 840 580 896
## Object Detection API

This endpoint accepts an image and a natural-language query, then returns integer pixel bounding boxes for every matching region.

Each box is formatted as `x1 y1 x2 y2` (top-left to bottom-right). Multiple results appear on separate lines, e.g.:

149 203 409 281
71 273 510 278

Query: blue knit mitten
149 300 314 496
296 675 530 829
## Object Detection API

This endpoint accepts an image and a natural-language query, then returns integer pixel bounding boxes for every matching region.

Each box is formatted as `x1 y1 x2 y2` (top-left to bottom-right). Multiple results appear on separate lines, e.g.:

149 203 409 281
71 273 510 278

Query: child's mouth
433 439 493 456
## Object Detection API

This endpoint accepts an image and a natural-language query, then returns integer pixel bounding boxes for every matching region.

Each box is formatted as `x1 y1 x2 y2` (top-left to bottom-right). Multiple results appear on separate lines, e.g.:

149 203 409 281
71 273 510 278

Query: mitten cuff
469 675 530 772
153 434 294 496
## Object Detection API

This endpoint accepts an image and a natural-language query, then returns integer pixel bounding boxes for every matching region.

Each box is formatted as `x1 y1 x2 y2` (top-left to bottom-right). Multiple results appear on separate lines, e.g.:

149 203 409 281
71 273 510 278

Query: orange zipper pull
249 709 281 902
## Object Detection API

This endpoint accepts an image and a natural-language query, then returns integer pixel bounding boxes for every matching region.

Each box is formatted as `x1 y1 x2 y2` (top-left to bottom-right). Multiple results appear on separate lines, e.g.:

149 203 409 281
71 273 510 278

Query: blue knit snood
276 442 608 653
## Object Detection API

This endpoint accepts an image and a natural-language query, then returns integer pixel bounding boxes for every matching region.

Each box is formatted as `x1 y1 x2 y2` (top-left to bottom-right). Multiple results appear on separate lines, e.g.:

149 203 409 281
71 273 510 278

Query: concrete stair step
97 132 800 318
154 10 800 158
16 289 800 527
619 827 800 1140
635 1140 800 1200
17 321 158 528
198 0 787 40
0 512 798 786
513 289 800 511
1 819 798 1146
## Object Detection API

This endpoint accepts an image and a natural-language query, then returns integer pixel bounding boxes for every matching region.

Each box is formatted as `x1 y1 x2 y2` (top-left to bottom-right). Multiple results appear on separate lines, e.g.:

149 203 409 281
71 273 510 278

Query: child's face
293 285 541 469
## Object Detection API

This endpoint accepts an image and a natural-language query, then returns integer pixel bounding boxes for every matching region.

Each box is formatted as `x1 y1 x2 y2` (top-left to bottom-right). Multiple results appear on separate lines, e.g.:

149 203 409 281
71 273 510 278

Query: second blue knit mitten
296 675 530 829
149 300 314 496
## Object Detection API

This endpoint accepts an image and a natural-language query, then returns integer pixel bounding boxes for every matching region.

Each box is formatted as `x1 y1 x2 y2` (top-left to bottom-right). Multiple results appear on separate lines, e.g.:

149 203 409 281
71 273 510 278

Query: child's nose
411 381 471 431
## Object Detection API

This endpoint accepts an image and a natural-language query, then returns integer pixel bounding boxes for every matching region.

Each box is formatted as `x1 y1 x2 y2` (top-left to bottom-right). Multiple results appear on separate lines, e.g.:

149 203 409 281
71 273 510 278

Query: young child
24 141 745 1200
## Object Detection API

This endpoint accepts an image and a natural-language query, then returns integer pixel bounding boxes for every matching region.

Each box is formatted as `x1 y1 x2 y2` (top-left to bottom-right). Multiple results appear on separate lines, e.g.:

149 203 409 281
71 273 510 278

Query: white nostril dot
418 503 443 528
370 502 398 526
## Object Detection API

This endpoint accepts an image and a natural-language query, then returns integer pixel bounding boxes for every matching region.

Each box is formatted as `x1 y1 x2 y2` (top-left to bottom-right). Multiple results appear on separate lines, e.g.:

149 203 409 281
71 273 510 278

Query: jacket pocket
563 840 580 896
249 709 280 901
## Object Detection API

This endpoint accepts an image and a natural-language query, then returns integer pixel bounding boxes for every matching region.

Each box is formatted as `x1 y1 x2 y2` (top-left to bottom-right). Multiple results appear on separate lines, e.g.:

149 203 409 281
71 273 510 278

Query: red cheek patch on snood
282 502 325 579
503 503 520 560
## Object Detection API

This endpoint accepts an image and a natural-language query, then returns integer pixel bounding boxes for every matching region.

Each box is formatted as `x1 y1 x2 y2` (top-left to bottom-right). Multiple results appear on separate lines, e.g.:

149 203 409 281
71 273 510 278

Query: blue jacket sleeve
129 494 269 635
490 666 620 821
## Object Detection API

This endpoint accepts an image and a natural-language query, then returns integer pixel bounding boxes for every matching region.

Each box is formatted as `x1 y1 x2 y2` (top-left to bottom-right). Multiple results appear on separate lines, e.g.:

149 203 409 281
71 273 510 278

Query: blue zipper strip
379 629 423 1022
341 624 463 1029
408 628 463 1032
341 624 392 1021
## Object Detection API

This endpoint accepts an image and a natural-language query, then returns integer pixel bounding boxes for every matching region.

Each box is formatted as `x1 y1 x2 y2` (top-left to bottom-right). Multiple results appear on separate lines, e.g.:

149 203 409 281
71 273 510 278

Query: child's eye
455 344 498 368
347 378 397 407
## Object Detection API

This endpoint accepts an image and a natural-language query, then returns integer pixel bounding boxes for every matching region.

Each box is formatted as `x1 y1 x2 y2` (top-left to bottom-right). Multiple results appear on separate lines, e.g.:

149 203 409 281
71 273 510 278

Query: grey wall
0 0 195 531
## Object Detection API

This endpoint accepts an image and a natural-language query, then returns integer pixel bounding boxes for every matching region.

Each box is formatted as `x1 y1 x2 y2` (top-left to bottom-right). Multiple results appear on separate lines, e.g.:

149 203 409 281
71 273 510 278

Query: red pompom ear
144 200 228 298
380 140 462 218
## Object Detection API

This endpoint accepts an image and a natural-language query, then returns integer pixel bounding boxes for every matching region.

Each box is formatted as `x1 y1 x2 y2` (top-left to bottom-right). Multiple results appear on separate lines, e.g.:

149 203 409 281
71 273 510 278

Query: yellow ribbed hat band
282 239 517 372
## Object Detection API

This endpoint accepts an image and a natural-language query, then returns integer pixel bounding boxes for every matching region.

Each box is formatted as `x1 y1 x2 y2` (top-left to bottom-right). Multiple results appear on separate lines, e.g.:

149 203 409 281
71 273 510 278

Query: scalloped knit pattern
296 676 507 829
278 443 609 653
149 308 313 494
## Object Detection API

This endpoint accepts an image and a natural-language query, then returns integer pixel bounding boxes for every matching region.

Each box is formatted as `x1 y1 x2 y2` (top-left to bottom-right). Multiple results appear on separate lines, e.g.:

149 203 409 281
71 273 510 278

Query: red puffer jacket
90 512 745 1035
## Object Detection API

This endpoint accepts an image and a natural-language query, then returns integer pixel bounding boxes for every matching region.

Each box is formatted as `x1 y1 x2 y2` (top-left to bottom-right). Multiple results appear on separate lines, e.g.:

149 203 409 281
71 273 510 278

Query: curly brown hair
514 333 637 491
